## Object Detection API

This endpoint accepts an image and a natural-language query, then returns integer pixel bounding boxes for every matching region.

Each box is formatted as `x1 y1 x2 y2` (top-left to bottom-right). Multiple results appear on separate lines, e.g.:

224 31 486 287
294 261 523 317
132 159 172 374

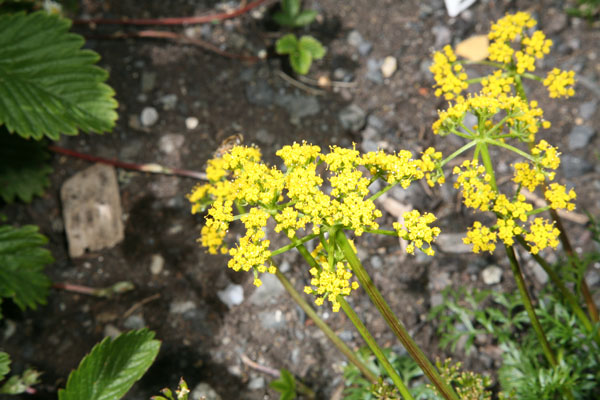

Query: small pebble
217 284 244 308
185 116 199 130
380 56 398 78
150 254 164 275
140 107 158 127
482 265 503 285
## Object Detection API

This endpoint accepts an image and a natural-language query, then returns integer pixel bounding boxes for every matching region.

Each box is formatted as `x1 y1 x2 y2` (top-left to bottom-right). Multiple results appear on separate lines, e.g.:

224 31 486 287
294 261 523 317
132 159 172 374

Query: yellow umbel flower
522 30 552 59
525 217 560 254
276 141 321 167
532 140 560 170
496 218 523 246
513 162 546 192
430 45 469 100
453 160 497 211
543 68 575 98
545 183 576 211
493 194 532 222
464 221 497 253
393 210 441 256
489 12 536 43
481 70 515 98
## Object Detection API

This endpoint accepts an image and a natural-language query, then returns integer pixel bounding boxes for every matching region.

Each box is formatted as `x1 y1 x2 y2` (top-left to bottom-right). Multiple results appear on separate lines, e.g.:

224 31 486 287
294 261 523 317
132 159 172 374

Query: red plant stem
48 145 207 180
73 0 273 26
87 30 259 62
53 282 97 296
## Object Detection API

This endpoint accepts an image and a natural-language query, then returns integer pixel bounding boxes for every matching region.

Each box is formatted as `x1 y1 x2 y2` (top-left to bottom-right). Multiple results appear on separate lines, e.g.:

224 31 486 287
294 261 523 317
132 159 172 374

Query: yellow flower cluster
430 45 469 100
515 30 552 74
464 221 497 253
453 160 496 211
433 94 546 141
543 68 576 98
304 244 360 312
488 12 536 63
545 183 576 211
481 70 515 98
189 141 441 287
525 218 560 254
393 210 441 256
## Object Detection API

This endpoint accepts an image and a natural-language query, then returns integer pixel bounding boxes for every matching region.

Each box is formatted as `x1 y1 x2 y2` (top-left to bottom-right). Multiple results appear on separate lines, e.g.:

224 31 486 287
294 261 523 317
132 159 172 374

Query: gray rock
245 81 274 106
568 125 596 150
258 309 286 330
367 114 384 131
140 107 158 127
248 377 265 390
432 25 451 47
150 254 164 275
370 255 383 269
531 262 549 285
333 68 353 82
358 41 373 56
430 293 444 308
217 284 244 308
435 233 472 254
365 58 383 83
159 133 185 155
347 30 365 48
579 101 597 120
255 128 274 144
140 71 156 93
191 383 222 400
338 330 353 341
481 265 502 285
274 93 320 122
338 104 366 132
361 126 379 141
543 8 568 34
158 94 178 110
361 139 379 153
249 273 284 306
170 300 196 314
123 314 146 330
428 270 452 291
561 155 594 178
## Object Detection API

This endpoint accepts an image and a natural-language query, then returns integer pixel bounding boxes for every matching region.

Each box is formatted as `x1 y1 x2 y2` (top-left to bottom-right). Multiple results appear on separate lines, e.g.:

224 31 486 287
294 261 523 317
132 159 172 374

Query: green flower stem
365 229 398 236
477 142 498 191
521 72 543 82
338 298 414 400
440 140 478 168
514 74 528 100
271 233 319 256
504 244 557 366
485 138 535 162
515 236 595 336
368 182 396 203
335 231 460 400
462 59 504 69
549 208 600 323
273 267 378 384
453 125 475 139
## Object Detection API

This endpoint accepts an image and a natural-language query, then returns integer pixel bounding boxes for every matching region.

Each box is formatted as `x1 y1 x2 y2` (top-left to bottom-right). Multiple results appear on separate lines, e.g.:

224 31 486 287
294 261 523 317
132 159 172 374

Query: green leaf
0 224 53 311
275 33 298 55
0 130 52 203
58 329 161 400
272 11 296 27
281 0 300 17
0 352 10 381
289 49 312 75
292 10 317 26
0 11 118 140
298 36 325 60
0 367 42 394
269 368 297 399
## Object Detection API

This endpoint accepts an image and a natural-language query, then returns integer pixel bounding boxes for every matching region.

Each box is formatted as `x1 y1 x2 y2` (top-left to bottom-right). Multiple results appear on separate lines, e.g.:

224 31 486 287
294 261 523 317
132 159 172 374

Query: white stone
150 254 164 275
185 116 199 130
217 284 244 308
169 300 196 314
482 265 503 285
140 106 158 127
380 56 398 78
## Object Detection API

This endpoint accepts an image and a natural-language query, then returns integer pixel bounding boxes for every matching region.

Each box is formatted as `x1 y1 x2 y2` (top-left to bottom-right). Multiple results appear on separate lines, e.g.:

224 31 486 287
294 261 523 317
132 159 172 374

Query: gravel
140 106 159 127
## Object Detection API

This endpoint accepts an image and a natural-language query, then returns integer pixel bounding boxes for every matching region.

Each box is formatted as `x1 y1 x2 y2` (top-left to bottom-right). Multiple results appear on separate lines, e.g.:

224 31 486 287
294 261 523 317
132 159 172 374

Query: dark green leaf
292 10 317 26
298 36 325 60
281 0 300 17
275 33 298 55
0 130 52 203
0 224 52 311
58 329 161 400
272 11 296 27
0 368 42 394
289 49 312 75
0 11 118 140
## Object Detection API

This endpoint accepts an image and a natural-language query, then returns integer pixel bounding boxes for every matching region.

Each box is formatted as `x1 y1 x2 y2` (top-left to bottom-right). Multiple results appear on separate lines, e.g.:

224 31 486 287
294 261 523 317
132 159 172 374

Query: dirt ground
2 0 600 399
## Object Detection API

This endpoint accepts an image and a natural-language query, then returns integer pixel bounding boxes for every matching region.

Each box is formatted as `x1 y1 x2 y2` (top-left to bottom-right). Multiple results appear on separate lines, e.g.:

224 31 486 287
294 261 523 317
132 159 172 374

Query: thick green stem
336 231 460 400
273 268 378 384
440 140 478 168
504 244 557 365
339 298 414 400
477 142 498 191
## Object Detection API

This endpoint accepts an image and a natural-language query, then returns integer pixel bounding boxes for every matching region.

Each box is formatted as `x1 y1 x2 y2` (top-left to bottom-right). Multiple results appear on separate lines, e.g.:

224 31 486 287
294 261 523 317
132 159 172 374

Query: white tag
444 0 477 17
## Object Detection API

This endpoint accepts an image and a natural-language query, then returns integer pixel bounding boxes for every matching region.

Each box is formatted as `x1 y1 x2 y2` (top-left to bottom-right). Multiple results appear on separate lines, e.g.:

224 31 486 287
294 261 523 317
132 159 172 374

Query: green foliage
430 359 492 400
0 352 42 395
0 11 118 140
152 377 190 400
0 224 53 314
269 368 297 400
276 33 325 75
565 0 600 20
58 329 161 400
0 130 52 203
432 287 600 399
273 0 317 27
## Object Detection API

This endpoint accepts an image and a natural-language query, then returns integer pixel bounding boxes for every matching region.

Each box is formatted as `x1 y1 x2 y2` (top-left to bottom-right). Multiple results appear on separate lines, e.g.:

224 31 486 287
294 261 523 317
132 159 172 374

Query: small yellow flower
393 210 441 256
453 160 497 212
430 45 469 100
545 183 576 211
543 68 575 98
524 218 560 254
463 221 497 254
